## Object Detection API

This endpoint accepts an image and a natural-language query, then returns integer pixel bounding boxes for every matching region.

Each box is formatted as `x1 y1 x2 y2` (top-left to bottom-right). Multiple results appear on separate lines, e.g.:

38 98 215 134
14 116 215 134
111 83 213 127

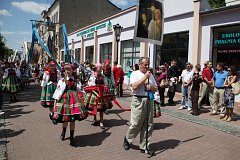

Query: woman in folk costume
40 61 60 120
84 63 114 129
2 62 21 102
20 60 31 89
52 64 87 146
102 60 115 96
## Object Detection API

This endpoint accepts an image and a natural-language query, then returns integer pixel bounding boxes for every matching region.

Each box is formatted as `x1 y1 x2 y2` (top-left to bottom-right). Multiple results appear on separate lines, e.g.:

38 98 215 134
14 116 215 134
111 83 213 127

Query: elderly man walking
123 57 158 156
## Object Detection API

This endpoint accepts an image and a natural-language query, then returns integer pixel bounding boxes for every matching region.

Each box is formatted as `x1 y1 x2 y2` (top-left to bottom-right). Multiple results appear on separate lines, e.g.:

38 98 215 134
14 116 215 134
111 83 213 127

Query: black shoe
49 113 53 120
60 128 66 141
140 149 156 156
161 103 166 107
70 130 75 146
70 138 75 146
123 136 130 150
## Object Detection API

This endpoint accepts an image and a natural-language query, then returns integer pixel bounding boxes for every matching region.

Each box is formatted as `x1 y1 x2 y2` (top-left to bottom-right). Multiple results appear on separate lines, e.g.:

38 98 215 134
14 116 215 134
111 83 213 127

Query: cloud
109 0 129 6
0 21 4 26
11 1 50 15
1 31 31 36
0 9 12 16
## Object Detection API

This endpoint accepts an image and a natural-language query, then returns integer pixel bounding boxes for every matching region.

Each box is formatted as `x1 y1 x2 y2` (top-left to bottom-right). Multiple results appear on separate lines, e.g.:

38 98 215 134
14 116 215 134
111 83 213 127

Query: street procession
1 0 240 160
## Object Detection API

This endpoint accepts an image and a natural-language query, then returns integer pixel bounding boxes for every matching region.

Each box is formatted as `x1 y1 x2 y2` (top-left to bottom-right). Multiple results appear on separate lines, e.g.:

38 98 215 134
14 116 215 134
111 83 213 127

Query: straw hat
159 65 166 69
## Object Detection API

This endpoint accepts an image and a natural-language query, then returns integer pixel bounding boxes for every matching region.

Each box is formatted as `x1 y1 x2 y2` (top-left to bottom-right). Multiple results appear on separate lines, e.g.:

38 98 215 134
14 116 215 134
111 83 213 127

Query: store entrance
213 24 240 70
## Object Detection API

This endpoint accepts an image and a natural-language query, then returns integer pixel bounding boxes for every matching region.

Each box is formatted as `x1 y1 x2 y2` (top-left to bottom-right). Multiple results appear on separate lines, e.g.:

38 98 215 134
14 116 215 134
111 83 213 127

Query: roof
68 5 137 36
43 0 121 17
200 3 240 15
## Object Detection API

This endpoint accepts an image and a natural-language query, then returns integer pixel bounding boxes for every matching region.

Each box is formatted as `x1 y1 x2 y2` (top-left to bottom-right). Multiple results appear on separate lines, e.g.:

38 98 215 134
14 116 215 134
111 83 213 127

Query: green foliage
0 33 14 61
208 0 226 9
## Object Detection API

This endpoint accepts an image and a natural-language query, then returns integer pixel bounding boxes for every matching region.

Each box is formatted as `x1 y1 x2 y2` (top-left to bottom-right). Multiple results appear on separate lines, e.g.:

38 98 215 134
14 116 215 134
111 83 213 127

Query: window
55 11 58 23
212 24 240 69
75 48 81 63
85 46 94 64
100 43 112 63
121 40 140 73
155 32 189 71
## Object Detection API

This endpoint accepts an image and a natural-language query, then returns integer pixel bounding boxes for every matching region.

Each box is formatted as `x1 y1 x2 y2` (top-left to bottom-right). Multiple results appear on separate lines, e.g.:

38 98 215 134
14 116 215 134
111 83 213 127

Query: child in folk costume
2 62 21 102
20 60 31 88
84 63 114 129
52 64 87 146
40 61 60 120
102 60 115 96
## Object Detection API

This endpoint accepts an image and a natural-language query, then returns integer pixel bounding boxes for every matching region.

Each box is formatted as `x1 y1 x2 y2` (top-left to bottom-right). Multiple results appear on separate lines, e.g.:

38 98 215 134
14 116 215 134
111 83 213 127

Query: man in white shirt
123 57 158 156
179 62 193 110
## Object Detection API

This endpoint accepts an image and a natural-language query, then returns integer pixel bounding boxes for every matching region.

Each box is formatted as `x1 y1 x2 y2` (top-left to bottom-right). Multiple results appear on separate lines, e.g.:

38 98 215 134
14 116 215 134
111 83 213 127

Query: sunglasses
228 70 232 72
141 63 149 67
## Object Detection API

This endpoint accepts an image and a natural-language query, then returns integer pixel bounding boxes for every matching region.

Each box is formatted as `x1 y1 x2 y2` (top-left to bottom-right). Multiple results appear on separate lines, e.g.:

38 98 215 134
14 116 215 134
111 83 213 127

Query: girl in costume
20 60 31 89
52 64 87 146
40 61 60 120
2 62 21 102
84 63 114 129
102 60 115 96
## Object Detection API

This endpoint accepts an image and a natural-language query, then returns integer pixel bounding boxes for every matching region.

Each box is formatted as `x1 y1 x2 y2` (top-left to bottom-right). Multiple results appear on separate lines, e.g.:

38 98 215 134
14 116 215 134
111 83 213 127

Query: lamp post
113 24 122 64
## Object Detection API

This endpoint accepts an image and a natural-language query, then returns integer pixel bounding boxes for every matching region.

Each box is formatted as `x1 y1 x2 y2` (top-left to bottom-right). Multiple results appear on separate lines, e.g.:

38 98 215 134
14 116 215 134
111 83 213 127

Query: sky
0 0 137 51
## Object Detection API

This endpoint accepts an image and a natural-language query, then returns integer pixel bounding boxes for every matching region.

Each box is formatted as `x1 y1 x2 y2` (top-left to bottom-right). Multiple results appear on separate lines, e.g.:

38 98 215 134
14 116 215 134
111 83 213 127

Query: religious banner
133 0 164 45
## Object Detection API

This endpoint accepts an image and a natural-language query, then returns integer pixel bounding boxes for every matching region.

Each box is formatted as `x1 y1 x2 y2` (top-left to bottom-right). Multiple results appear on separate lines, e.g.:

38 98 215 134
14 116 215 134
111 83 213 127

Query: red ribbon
113 99 131 111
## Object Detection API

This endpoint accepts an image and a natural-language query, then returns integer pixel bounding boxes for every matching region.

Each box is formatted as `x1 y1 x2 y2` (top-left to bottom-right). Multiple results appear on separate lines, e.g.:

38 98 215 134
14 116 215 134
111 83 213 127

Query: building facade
66 0 240 101
40 0 120 61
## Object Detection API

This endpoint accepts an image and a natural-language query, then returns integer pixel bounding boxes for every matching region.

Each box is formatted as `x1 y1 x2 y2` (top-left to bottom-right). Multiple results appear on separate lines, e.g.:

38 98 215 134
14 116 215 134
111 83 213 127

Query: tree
208 0 225 9
0 33 14 61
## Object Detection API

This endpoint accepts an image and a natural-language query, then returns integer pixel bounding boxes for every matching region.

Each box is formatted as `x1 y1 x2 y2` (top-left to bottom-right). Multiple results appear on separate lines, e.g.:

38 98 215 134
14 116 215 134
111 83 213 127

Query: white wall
200 9 240 66
164 0 194 18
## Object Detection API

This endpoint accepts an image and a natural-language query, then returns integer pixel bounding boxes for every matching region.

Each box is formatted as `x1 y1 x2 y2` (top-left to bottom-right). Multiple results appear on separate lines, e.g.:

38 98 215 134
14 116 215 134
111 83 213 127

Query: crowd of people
155 60 240 121
0 57 240 156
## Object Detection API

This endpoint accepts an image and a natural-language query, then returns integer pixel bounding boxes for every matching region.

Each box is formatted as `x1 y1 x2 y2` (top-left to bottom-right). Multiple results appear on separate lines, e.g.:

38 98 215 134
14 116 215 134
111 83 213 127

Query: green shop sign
76 20 112 38
214 32 240 45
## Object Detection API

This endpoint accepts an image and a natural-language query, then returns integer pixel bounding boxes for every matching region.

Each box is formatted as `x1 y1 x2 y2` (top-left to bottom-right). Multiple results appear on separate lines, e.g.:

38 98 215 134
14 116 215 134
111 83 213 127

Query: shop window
85 46 94 64
212 24 240 70
100 43 112 63
156 32 189 71
121 40 140 73
75 48 81 63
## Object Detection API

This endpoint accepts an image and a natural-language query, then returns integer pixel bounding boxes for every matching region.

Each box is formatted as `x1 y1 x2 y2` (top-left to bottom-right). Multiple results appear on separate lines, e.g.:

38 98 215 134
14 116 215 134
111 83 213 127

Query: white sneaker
188 108 192 111
0 111 5 116
179 106 185 110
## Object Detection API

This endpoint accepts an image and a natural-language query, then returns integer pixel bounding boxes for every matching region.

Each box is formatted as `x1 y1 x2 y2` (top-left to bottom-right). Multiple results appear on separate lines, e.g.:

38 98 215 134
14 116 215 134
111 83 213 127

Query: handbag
160 78 169 88
232 82 240 95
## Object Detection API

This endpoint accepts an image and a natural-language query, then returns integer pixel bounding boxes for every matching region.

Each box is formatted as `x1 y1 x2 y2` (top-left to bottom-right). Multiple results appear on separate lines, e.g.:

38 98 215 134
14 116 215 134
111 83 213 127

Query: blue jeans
181 84 192 109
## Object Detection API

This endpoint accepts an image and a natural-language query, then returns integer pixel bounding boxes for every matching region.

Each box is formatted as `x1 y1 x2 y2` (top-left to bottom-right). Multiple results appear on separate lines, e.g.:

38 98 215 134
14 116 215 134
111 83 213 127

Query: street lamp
113 24 123 63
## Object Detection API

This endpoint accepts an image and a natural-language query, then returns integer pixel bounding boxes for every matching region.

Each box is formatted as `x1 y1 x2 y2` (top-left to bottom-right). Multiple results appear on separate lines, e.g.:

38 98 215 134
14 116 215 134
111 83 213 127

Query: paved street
1 83 240 160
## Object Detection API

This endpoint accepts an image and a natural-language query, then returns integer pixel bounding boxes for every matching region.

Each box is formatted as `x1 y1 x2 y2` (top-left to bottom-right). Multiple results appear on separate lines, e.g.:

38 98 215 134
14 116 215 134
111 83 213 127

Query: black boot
60 128 66 141
70 130 75 146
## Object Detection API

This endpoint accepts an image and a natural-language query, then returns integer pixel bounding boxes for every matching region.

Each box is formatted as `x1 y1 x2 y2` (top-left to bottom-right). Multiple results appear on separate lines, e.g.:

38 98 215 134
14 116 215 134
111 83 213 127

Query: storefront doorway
85 46 94 64
212 24 240 70
155 32 189 72
120 40 140 73
100 43 112 63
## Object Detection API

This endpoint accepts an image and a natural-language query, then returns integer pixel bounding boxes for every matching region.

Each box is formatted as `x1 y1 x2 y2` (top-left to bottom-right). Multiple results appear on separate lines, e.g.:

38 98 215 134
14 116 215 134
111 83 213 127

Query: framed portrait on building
133 0 164 46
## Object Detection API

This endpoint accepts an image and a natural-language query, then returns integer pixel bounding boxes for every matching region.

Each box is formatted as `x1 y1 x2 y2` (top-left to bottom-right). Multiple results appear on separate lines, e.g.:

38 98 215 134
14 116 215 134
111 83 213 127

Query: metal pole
145 43 151 153
116 40 119 63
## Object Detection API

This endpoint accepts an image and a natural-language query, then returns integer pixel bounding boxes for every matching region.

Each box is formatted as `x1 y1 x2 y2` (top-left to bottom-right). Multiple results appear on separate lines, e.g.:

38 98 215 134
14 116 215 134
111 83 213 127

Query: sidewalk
121 84 240 128
2 83 240 160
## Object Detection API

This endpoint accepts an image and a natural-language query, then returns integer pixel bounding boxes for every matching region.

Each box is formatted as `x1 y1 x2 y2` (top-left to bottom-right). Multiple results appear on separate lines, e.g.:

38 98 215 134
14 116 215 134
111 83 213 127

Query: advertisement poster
134 0 164 45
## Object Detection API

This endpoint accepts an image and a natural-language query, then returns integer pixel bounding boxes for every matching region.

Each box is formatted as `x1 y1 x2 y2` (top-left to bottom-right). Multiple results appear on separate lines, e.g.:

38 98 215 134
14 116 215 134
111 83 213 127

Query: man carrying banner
123 57 158 156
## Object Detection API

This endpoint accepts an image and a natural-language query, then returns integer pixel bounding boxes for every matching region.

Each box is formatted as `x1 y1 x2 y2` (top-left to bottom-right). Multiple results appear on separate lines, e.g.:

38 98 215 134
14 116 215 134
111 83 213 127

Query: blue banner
30 20 62 72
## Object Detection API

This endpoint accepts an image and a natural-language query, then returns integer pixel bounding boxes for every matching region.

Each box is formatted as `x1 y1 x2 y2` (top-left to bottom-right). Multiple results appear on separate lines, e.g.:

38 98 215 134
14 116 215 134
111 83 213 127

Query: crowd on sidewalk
155 59 240 121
